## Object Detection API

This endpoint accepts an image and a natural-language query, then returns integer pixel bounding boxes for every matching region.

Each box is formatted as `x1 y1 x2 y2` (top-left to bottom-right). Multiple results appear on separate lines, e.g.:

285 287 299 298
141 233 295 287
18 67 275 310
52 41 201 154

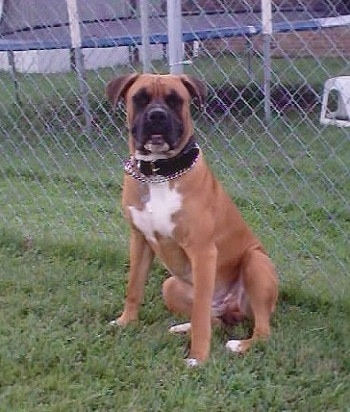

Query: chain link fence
0 0 349 301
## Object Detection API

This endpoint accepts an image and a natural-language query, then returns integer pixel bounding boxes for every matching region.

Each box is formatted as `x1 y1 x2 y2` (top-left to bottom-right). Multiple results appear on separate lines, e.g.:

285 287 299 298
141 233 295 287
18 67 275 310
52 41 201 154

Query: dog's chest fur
129 182 182 242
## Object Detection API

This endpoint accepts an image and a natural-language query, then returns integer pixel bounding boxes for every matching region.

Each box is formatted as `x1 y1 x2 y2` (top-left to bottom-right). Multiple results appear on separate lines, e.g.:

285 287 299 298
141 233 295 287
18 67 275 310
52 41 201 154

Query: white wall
0 45 165 73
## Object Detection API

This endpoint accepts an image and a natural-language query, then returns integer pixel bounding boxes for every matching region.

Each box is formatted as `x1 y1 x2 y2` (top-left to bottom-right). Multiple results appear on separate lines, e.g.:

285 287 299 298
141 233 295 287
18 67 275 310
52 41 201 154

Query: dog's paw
225 339 244 353
185 358 200 367
109 313 136 327
108 319 121 327
169 322 191 334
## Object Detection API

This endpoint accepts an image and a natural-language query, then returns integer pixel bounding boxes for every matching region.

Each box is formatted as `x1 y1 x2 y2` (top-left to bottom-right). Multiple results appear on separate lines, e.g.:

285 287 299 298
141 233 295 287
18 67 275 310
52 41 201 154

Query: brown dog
106 73 278 366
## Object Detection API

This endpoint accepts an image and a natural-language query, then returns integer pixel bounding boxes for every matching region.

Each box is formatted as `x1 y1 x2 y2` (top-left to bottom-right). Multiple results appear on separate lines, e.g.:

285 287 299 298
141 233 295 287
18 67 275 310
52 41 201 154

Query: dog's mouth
143 134 170 154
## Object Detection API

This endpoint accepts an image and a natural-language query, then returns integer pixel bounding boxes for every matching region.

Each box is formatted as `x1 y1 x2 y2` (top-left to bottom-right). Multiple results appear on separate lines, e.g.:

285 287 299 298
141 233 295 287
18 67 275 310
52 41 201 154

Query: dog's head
106 73 206 157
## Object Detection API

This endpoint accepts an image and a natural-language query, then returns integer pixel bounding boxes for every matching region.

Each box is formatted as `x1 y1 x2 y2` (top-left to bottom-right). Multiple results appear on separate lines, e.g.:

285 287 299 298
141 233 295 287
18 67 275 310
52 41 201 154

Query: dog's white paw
108 318 129 327
225 339 244 353
169 322 191 334
185 358 200 367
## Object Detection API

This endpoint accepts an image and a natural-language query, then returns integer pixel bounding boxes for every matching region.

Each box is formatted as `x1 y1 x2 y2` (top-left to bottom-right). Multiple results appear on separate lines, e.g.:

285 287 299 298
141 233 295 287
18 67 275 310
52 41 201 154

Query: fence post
66 0 91 136
7 51 21 105
262 0 272 124
167 0 183 74
140 0 151 73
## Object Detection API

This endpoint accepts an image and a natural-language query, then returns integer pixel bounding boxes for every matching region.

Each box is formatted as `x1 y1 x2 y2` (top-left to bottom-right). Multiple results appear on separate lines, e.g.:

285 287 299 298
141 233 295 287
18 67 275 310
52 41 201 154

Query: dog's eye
133 90 151 108
165 93 183 110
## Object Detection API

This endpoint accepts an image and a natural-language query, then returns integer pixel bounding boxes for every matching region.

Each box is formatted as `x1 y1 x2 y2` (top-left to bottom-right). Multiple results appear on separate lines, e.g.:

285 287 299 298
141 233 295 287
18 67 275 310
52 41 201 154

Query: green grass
0 56 350 409
0 247 349 411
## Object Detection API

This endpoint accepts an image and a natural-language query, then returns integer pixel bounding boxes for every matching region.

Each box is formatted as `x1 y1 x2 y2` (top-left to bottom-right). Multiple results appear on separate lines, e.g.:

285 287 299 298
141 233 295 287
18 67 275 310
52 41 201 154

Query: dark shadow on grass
279 285 350 314
1 226 348 314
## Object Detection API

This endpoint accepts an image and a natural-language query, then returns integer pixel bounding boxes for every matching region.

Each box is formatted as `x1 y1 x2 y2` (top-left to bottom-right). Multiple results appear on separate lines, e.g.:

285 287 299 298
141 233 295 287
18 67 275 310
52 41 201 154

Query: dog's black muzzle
132 103 184 154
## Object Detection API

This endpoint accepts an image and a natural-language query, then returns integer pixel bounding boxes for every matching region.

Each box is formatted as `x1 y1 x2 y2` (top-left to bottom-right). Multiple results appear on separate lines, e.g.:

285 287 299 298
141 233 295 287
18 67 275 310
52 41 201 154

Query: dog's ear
106 73 140 107
179 75 207 109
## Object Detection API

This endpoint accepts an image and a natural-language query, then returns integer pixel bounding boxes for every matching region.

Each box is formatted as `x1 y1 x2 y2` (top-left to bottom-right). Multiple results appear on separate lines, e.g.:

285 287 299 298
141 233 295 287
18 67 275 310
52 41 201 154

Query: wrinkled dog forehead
106 73 207 111
126 75 192 102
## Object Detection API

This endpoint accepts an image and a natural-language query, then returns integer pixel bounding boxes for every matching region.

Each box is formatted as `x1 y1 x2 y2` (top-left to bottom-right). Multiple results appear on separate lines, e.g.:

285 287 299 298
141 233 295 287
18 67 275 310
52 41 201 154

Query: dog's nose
147 107 168 123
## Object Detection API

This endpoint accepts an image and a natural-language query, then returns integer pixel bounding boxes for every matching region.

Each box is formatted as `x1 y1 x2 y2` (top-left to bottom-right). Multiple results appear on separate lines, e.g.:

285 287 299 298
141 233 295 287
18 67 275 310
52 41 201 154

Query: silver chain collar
123 149 200 184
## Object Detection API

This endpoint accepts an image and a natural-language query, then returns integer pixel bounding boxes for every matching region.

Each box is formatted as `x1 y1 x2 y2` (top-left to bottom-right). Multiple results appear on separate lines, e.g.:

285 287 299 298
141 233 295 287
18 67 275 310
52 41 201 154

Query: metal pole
167 0 183 74
66 0 91 135
140 0 151 73
262 0 272 124
8 51 21 105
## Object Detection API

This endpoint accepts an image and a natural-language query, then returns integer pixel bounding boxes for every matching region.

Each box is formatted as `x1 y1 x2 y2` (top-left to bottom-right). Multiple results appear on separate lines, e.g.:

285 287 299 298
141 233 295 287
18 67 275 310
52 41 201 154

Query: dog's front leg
187 245 217 365
115 229 154 326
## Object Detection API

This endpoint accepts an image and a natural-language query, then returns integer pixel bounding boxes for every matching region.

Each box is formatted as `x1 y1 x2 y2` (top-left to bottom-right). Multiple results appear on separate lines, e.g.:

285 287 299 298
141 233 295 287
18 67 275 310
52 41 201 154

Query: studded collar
124 137 200 184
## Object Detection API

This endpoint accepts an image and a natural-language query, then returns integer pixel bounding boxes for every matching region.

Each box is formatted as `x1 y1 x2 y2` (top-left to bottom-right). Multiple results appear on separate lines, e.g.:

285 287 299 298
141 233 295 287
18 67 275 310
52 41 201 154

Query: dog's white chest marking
129 182 182 242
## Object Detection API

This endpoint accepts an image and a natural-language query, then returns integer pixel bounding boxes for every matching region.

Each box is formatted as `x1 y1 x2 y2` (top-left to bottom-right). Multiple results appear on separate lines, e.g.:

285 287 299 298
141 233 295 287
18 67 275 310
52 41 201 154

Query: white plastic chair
320 76 350 127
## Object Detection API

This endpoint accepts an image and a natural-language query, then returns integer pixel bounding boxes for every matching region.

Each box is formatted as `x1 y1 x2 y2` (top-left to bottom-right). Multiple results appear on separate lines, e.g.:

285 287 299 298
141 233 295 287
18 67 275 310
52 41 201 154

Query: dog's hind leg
163 276 223 334
226 247 278 354
163 276 193 333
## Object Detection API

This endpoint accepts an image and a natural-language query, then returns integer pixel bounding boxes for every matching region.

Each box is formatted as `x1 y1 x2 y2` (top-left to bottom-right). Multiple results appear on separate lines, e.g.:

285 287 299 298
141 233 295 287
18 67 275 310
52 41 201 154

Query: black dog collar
124 137 200 183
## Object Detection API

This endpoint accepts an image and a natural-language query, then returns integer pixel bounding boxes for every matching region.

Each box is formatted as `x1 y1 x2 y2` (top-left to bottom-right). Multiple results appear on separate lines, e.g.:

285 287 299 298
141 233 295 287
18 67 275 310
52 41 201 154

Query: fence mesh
0 0 349 301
